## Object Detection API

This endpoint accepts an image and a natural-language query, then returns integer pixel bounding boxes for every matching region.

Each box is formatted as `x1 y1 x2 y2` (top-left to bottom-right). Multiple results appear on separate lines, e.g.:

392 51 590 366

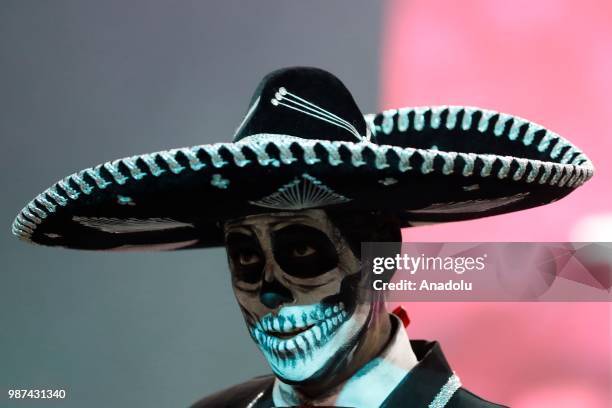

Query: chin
248 301 369 383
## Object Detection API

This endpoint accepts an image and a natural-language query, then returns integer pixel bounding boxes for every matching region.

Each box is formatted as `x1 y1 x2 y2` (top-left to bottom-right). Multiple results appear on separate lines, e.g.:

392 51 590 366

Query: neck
273 311 418 406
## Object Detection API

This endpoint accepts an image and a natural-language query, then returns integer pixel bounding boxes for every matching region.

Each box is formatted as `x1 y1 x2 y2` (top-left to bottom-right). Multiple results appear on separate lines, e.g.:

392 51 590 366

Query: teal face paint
223 209 376 383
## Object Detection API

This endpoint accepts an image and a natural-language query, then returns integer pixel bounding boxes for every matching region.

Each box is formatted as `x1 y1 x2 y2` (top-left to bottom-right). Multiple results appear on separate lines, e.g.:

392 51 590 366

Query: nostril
259 279 293 309
259 292 290 309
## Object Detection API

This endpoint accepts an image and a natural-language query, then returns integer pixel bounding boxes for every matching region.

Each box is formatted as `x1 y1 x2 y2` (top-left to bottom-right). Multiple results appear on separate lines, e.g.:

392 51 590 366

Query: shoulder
190 374 274 408
448 387 508 408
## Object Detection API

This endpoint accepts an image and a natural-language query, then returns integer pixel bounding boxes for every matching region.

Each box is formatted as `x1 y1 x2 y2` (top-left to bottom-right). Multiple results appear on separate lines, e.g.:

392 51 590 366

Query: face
223 209 377 383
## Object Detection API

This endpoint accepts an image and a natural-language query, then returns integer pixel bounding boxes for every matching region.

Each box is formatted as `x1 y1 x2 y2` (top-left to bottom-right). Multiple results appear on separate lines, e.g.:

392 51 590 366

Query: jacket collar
381 340 461 408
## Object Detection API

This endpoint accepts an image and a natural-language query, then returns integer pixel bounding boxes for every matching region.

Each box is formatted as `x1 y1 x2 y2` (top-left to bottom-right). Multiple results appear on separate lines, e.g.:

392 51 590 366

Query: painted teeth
285 339 297 351
252 302 348 358
303 331 315 348
281 318 291 332
313 325 322 342
254 303 350 361
295 336 307 350
323 321 331 336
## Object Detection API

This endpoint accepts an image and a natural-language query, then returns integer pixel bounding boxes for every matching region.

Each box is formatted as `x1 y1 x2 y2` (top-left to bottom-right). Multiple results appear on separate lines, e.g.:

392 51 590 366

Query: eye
272 225 338 278
291 244 316 257
238 251 261 266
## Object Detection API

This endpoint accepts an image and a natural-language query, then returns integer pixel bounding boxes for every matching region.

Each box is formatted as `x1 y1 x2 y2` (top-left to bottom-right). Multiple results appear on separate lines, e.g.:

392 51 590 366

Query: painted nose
259 278 293 309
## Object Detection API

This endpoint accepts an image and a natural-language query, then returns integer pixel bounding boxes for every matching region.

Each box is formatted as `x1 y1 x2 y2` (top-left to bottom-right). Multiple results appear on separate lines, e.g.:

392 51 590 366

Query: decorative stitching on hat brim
12 105 594 244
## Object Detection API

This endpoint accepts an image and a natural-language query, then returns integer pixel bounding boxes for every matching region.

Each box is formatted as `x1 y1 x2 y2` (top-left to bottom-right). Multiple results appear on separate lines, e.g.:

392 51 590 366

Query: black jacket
191 340 507 408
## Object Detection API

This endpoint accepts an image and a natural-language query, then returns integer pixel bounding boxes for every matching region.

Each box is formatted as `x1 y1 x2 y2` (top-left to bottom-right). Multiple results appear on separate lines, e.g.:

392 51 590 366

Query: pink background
382 1 611 406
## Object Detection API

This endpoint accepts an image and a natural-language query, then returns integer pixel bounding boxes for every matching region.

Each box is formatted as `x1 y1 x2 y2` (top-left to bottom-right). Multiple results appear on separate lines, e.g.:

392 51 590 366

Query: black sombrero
12 67 594 250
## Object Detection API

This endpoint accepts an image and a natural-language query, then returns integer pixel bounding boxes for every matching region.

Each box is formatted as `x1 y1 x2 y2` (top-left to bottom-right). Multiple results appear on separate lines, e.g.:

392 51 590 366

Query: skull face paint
223 209 381 384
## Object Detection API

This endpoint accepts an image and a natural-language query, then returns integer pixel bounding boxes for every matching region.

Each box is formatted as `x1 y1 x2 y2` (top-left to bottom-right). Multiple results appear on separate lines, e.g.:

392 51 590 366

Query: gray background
0 1 382 407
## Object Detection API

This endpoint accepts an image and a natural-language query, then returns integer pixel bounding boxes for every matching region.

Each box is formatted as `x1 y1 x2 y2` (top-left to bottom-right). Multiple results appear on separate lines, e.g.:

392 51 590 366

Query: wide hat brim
12 105 593 250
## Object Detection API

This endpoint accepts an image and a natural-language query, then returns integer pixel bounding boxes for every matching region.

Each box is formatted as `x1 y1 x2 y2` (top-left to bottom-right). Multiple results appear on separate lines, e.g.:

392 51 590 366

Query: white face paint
249 299 374 381
223 210 376 383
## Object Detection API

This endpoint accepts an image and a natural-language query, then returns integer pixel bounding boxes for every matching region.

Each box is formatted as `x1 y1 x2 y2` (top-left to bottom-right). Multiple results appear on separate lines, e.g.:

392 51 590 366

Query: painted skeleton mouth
250 302 350 359
268 323 315 339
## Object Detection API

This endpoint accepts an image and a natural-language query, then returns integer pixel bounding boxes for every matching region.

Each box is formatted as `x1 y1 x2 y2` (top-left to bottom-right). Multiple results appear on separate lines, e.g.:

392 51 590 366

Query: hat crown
233 67 367 143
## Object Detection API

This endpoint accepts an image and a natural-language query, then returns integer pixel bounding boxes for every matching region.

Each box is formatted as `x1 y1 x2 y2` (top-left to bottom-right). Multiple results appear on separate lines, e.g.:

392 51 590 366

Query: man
13 67 593 407
198 208 500 407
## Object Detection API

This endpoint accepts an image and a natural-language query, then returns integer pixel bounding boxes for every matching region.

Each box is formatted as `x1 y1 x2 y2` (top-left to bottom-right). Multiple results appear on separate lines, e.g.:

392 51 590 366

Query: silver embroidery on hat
249 173 351 210
117 195 135 206
541 163 555 184
140 154 165 176
350 143 367 167
421 151 436 174
508 119 523 140
549 163 564 185
364 113 378 137
15 217 34 233
414 108 427 131
446 107 461 129
103 160 128 184
559 167 573 187
202 144 228 168
122 156 146 179
522 123 540 146
442 152 458 175
71 172 93 194
497 156 512 179
17 214 36 229
477 110 495 132
374 145 391 169
72 216 193 233
461 107 476 130
397 108 410 131
430 106 445 129
211 174 230 189
28 202 47 219
538 133 555 152
270 87 366 141
47 187 67 206
460 153 477 177
513 158 529 181
321 142 343 166
58 179 80 200
494 113 511 136
479 155 496 177
159 151 185 174
379 177 398 186
560 148 576 164
382 109 396 134
526 163 540 183
179 147 206 170
395 147 415 172
22 208 41 224
36 196 56 213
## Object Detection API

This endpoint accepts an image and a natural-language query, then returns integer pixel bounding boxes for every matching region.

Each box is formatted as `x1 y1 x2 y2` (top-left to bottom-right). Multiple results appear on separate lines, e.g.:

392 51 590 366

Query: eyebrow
268 216 312 229
225 213 314 230
223 225 254 237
